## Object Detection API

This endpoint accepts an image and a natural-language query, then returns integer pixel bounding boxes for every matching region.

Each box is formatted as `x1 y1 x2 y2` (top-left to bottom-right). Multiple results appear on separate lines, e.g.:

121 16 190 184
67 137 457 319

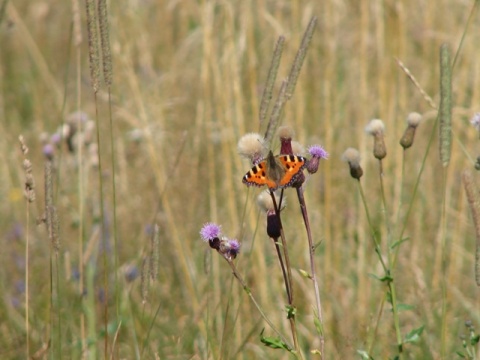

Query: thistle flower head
365 119 385 135
365 119 387 160
342 147 363 180
306 144 329 174
238 133 265 164
221 239 241 260
43 143 55 161
308 145 328 159
200 222 221 242
400 112 423 149
278 126 295 154
406 112 422 128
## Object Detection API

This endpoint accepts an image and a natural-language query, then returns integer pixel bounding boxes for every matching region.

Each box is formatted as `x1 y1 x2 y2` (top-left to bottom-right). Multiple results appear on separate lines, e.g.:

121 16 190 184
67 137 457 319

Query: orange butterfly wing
242 160 278 189
242 154 306 190
277 155 306 187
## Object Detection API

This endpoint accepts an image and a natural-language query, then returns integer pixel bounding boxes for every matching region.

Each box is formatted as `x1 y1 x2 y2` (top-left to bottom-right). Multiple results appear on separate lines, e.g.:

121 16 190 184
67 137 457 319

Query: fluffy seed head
257 190 285 212
365 119 385 136
342 148 363 180
277 125 295 140
238 133 264 164
406 112 422 128
291 141 305 155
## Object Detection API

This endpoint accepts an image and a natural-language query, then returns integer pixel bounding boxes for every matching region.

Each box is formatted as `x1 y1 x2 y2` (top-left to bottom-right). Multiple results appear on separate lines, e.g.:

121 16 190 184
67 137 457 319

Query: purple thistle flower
200 222 221 242
308 145 329 159
228 239 241 253
471 113 480 132
306 145 328 174
43 143 55 160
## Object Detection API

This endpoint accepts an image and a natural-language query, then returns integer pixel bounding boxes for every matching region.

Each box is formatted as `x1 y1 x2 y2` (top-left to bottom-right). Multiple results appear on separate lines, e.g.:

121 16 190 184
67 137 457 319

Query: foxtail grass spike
45 160 59 253
439 43 452 167
462 170 480 286
141 257 149 304
263 80 287 147
150 224 160 281
259 36 284 127
85 0 100 92
98 0 112 86
285 16 317 100
72 0 82 46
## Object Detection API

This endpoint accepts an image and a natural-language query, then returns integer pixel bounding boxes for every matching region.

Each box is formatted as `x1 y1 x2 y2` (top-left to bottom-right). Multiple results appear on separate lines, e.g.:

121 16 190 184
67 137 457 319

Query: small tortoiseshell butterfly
242 150 306 190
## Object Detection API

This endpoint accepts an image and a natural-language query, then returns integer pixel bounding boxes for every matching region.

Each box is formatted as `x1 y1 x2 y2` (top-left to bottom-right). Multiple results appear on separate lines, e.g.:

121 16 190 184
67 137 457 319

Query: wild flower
306 144 329 174
200 222 240 261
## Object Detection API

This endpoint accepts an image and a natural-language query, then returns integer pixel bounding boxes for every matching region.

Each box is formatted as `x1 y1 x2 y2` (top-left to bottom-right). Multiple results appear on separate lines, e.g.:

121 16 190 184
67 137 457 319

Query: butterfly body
242 151 306 190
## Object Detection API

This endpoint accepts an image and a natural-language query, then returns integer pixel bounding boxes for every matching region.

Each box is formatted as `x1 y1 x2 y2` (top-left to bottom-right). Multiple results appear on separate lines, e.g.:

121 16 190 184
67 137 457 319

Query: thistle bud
365 119 387 160
400 112 422 149
342 148 363 180
278 126 295 154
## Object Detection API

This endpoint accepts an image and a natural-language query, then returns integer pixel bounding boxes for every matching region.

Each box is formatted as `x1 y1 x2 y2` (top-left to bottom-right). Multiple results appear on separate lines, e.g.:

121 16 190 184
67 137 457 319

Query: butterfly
242 150 307 190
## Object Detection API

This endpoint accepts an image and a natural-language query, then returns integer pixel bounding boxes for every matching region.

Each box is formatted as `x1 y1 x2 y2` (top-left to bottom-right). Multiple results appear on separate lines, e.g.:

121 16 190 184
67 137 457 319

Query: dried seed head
406 112 422 128
238 133 265 164
257 190 285 212
19 135 29 155
278 126 295 154
365 119 387 160
291 141 305 155
400 112 423 149
342 147 363 180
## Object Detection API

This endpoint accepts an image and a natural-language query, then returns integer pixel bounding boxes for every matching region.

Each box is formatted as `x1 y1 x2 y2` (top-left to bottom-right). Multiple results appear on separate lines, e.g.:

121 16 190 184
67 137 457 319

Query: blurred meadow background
1 0 480 359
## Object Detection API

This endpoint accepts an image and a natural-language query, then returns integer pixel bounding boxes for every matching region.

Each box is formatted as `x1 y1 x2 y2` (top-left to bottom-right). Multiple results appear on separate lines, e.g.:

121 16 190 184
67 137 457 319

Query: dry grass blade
395 58 437 109
259 36 285 127
439 43 452 167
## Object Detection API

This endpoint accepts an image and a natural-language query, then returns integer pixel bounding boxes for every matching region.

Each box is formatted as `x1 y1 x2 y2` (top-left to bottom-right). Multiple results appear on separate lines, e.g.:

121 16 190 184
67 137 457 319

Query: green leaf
404 325 425 344
356 349 373 359
313 312 323 336
368 273 393 283
390 237 410 249
471 334 480 346
285 305 296 319
397 303 415 312
260 330 291 351
455 351 466 358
